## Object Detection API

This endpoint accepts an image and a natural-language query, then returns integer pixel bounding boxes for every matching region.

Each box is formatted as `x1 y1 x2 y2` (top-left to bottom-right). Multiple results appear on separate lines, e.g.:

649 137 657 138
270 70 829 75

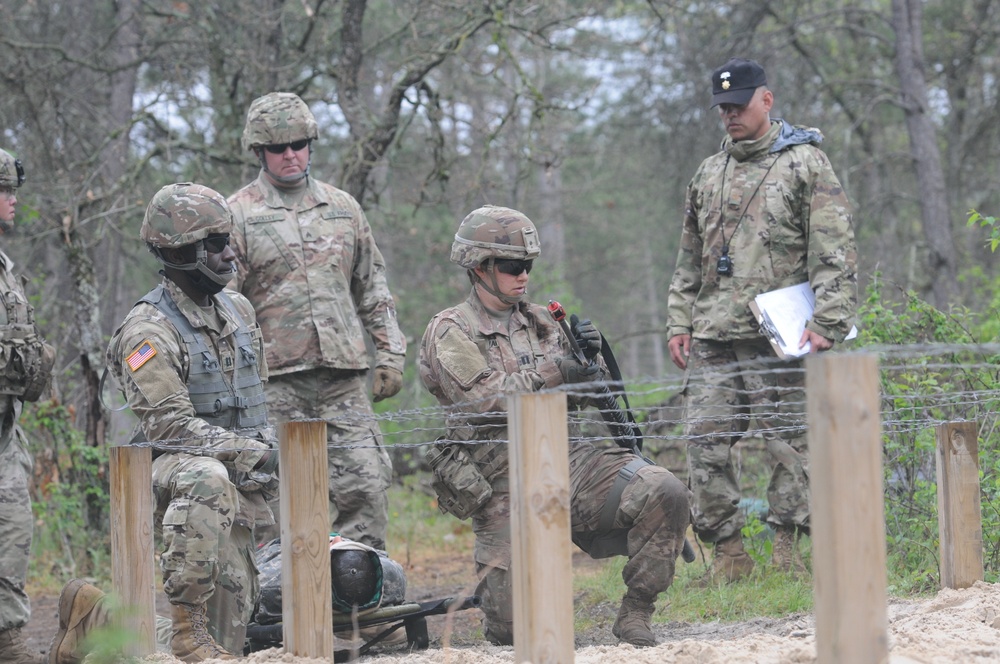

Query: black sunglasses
494 259 533 276
263 139 310 154
203 234 231 253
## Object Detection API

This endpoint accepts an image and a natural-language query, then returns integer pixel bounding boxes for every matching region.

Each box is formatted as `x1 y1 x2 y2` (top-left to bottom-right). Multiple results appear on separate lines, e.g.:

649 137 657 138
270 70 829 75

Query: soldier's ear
160 246 192 264
761 88 774 112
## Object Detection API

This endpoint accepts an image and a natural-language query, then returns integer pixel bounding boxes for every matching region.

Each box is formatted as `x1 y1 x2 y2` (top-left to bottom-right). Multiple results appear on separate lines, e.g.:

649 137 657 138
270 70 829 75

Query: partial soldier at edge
0 148 55 664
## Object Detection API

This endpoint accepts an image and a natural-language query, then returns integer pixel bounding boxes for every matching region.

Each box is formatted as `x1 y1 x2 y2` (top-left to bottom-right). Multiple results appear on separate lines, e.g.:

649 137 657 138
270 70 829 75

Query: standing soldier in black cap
666 58 857 582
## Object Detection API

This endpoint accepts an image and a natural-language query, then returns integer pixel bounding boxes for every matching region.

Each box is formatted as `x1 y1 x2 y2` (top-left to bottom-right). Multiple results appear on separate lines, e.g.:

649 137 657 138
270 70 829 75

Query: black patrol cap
710 58 768 108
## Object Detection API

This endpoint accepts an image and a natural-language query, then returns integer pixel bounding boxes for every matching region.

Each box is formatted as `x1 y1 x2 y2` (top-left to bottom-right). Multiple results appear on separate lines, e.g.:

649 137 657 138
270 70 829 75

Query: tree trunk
891 0 959 308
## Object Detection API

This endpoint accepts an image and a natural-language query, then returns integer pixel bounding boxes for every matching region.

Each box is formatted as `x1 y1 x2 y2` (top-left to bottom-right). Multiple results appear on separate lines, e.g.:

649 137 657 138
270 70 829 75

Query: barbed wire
104 344 1000 473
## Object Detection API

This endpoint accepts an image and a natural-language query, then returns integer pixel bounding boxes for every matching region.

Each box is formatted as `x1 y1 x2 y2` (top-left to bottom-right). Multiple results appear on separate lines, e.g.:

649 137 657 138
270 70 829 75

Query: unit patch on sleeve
126 341 157 372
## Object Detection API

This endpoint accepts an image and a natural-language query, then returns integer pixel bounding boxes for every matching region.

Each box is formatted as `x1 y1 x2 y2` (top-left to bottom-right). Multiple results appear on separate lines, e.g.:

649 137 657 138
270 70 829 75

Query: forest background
2 0 1000 595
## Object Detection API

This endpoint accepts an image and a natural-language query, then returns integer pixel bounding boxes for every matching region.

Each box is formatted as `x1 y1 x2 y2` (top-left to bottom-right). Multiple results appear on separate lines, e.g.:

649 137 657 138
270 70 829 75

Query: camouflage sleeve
419 317 549 415
106 310 267 472
349 205 407 372
229 201 249 293
666 176 705 338
803 150 858 342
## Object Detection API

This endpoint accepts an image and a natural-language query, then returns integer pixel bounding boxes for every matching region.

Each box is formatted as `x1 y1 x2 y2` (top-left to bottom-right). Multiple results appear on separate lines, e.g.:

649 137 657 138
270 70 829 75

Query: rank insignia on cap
722 80 731 90
126 340 157 371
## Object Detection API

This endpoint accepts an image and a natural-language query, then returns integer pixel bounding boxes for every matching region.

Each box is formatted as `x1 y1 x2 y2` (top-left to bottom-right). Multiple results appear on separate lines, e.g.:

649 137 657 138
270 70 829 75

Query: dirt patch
24 571 1000 663
21 536 1000 663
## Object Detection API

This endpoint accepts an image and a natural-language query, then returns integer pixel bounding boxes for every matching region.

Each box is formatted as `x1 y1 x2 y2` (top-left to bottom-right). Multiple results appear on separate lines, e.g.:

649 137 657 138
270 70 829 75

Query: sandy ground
26 579 1000 663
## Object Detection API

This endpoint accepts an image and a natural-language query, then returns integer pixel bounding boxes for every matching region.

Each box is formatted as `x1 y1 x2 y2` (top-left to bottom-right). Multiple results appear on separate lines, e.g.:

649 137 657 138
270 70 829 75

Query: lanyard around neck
716 152 782 260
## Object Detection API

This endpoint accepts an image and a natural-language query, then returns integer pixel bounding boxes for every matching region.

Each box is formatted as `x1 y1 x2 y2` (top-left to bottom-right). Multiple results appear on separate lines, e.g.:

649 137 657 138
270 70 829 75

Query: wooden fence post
509 391 574 664
936 421 984 589
807 353 888 664
279 420 334 658
109 445 156 656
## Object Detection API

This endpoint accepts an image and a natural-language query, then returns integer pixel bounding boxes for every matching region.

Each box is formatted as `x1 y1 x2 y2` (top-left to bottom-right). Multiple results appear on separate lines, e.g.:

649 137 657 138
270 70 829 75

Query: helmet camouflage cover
450 205 541 269
241 92 320 152
140 182 233 248
0 149 25 189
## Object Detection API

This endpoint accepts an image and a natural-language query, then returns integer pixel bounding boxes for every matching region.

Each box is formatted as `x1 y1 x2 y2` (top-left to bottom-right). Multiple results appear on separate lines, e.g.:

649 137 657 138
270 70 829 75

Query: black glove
570 314 602 361
557 355 600 384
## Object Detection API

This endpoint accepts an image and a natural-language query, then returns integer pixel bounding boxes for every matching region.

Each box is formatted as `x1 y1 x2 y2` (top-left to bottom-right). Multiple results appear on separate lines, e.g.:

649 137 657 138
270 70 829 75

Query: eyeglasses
263 139 310 154
494 259 533 276
203 234 231 253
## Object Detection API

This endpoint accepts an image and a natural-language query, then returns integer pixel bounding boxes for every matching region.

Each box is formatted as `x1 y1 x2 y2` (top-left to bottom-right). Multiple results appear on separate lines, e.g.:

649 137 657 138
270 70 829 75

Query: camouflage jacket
228 175 406 376
0 249 26 453
107 278 274 526
666 120 857 343
419 289 607 443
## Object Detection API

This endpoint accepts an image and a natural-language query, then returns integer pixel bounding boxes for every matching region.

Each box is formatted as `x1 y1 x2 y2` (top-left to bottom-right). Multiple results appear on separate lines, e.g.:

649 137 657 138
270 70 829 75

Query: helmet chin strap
256 144 312 186
155 242 235 295
473 258 526 305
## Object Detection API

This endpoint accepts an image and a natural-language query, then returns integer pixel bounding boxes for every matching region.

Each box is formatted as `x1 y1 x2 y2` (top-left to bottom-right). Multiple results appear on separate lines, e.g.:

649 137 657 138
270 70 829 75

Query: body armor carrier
427 301 546 519
0 273 54 402
140 286 267 430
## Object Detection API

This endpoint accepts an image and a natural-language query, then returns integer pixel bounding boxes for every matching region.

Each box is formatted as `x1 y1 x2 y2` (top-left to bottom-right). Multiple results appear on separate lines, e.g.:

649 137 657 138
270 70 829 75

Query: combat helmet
330 549 383 612
241 92 319 184
140 182 236 294
451 205 540 305
0 149 26 190
450 205 540 269
241 92 319 151
141 182 233 248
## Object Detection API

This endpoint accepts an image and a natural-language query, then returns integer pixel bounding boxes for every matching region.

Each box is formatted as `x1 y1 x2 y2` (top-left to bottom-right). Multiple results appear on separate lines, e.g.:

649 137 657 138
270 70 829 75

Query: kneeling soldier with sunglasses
419 205 691 648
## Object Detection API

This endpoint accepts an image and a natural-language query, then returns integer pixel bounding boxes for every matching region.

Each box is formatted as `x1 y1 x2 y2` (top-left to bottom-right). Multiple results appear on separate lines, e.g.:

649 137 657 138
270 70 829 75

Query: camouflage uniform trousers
0 427 33 631
473 453 689 644
258 367 392 550
153 453 259 655
684 337 810 543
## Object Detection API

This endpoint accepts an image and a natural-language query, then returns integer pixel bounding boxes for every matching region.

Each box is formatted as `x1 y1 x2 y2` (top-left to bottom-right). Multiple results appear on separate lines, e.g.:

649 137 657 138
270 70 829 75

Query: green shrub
857 273 1000 594
24 400 111 588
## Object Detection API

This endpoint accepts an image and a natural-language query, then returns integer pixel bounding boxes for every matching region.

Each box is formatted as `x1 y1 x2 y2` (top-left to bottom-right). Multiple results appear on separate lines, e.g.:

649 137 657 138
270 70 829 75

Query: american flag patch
126 341 157 371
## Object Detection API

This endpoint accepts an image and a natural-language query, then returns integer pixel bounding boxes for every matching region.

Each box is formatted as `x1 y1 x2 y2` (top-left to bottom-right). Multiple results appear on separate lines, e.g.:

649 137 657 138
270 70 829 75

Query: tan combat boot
0 626 45 664
772 526 808 575
611 591 657 647
49 579 110 664
170 603 236 662
712 532 755 583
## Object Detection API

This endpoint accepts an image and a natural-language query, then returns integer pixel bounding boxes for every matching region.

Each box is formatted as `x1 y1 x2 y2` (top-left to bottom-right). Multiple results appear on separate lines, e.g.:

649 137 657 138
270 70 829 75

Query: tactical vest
139 286 267 430
0 270 54 402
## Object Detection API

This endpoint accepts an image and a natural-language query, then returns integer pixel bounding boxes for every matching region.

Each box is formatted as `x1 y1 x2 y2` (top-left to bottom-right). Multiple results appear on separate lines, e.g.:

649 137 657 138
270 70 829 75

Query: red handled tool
548 300 588 365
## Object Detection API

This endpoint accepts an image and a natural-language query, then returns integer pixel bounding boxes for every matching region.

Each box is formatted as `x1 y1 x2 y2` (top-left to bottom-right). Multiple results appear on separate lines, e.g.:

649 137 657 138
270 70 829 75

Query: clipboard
750 282 857 359
749 300 790 359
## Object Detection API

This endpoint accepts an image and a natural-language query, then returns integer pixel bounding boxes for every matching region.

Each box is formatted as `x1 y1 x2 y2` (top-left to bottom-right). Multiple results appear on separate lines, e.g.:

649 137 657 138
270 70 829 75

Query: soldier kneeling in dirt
419 206 692 647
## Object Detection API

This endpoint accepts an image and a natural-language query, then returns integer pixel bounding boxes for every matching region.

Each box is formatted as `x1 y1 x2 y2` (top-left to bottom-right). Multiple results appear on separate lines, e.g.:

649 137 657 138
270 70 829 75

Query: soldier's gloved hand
570 314 602 361
372 366 403 402
556 355 600 384
230 438 271 473
253 441 279 475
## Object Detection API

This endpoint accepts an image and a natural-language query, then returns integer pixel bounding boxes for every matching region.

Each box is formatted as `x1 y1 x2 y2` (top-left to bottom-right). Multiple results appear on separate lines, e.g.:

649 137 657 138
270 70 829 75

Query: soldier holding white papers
665 58 857 581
